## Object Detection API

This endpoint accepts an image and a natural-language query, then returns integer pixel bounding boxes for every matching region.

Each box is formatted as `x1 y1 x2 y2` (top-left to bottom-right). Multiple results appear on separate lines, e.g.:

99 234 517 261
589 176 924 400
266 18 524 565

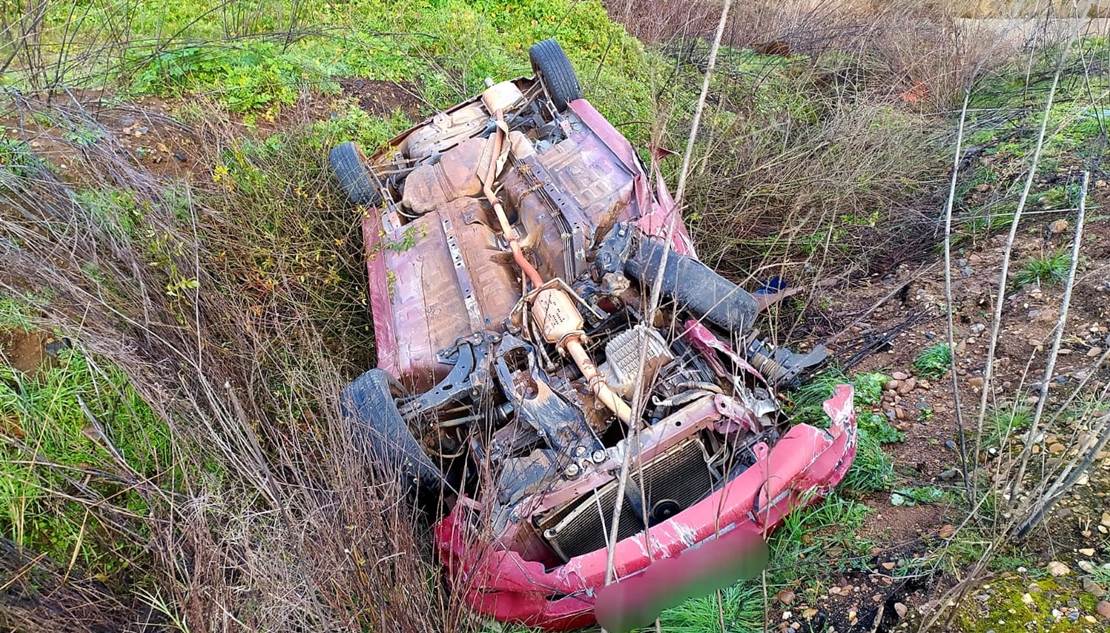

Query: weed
985 404 1033 450
0 348 171 576
1013 250 1070 287
890 486 946 507
913 344 952 379
0 138 48 177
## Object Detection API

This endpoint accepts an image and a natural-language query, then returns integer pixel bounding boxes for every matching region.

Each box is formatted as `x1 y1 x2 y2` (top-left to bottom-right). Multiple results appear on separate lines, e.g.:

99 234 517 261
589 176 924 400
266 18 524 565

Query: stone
1047 561 1070 576
892 371 909 380
1102 512 1110 527
1089 347 1103 357
884 380 900 391
1082 577 1104 596
1049 443 1066 455
894 602 907 618
968 376 985 388
1098 601 1110 618
1079 560 1097 573
1080 548 1096 556
938 468 960 481
1021 593 1035 604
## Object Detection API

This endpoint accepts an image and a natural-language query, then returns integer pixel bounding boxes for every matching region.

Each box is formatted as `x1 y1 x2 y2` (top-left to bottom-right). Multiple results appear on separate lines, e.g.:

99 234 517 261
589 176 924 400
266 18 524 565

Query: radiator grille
537 439 713 562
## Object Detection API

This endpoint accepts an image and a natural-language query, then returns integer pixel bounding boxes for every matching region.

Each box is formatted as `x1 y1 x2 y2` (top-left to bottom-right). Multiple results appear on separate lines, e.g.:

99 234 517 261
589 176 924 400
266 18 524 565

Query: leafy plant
1013 249 1070 287
0 138 47 177
0 348 172 574
913 344 952 379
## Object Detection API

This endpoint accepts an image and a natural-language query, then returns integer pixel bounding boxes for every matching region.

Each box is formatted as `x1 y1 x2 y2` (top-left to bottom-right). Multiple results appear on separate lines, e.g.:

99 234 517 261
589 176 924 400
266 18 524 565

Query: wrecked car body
331 39 857 630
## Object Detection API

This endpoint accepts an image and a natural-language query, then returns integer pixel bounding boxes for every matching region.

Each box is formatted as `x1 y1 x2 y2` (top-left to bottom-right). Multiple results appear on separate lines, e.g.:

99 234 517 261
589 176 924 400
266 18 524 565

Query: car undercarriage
330 39 857 630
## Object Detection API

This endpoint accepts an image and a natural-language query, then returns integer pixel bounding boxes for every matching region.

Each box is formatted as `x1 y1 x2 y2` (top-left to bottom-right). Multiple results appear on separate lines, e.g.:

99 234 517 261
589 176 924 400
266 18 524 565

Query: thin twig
973 34 1072 488
1008 170 1089 507
942 88 974 503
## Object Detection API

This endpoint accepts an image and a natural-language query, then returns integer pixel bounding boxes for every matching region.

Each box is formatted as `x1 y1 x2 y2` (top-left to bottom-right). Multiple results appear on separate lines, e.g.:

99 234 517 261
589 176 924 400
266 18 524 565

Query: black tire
329 141 383 206
341 369 444 500
529 39 582 113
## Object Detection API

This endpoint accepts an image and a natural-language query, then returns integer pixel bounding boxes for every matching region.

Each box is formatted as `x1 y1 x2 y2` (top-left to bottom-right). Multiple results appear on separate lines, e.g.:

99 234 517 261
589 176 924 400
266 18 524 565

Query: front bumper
434 385 857 631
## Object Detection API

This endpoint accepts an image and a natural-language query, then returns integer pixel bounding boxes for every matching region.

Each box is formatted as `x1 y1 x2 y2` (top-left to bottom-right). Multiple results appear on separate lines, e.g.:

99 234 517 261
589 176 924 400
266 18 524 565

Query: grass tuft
913 344 952 379
1013 250 1070 287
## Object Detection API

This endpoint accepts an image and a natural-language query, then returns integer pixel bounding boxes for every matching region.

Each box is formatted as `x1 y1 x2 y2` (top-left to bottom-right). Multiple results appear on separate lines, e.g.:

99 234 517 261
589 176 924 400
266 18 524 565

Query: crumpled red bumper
434 385 857 631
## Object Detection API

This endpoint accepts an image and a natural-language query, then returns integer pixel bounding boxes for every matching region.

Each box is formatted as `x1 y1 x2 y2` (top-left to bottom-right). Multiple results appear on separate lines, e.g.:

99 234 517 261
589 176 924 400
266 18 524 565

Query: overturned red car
331 39 857 631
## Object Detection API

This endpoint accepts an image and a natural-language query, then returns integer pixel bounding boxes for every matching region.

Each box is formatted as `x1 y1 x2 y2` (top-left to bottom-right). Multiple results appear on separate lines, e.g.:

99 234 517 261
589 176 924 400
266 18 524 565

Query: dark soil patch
340 78 424 120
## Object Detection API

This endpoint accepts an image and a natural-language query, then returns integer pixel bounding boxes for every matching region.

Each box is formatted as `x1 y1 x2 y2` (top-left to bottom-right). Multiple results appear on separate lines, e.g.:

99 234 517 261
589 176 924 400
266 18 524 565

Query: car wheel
529 39 582 113
341 369 445 501
329 141 383 206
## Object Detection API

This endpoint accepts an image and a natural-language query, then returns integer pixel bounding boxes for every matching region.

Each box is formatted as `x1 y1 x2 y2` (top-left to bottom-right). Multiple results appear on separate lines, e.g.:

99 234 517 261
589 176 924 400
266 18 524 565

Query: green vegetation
2 0 656 135
10 2 1105 632
890 485 948 507
985 403 1033 450
791 370 901 493
658 491 872 632
956 37 1110 243
1013 249 1071 287
0 340 171 578
913 344 952 379
953 577 1104 633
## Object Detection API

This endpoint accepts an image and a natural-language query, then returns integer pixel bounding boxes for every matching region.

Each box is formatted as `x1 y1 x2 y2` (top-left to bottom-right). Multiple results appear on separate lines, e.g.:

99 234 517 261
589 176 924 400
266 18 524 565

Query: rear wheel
329 141 383 206
529 39 582 113
341 369 445 502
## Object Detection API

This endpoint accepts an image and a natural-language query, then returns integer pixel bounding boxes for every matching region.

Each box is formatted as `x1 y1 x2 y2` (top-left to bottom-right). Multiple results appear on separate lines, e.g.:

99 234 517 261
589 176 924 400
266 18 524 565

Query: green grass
1013 250 1070 287
984 403 1033 450
0 347 172 581
0 293 36 330
655 492 872 633
4 0 658 139
913 344 952 379
790 369 900 494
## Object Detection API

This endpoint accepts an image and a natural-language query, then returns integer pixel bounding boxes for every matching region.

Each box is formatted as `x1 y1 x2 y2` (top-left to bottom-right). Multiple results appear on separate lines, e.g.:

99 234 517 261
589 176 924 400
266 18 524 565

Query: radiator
538 438 713 562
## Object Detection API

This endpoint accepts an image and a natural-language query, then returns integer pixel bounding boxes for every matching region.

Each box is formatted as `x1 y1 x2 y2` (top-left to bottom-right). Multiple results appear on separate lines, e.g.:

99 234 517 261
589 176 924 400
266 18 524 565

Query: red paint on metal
434 386 857 631
568 99 694 256
362 214 399 377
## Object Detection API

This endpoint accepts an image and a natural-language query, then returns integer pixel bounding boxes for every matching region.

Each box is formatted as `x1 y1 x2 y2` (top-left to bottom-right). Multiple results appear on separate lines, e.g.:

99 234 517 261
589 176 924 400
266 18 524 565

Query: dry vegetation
1 0 1109 632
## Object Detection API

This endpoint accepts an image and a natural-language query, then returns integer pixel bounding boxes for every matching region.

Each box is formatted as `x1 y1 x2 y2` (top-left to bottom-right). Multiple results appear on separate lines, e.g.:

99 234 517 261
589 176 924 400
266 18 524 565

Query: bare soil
339 78 425 120
0 330 52 375
773 181 1110 630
